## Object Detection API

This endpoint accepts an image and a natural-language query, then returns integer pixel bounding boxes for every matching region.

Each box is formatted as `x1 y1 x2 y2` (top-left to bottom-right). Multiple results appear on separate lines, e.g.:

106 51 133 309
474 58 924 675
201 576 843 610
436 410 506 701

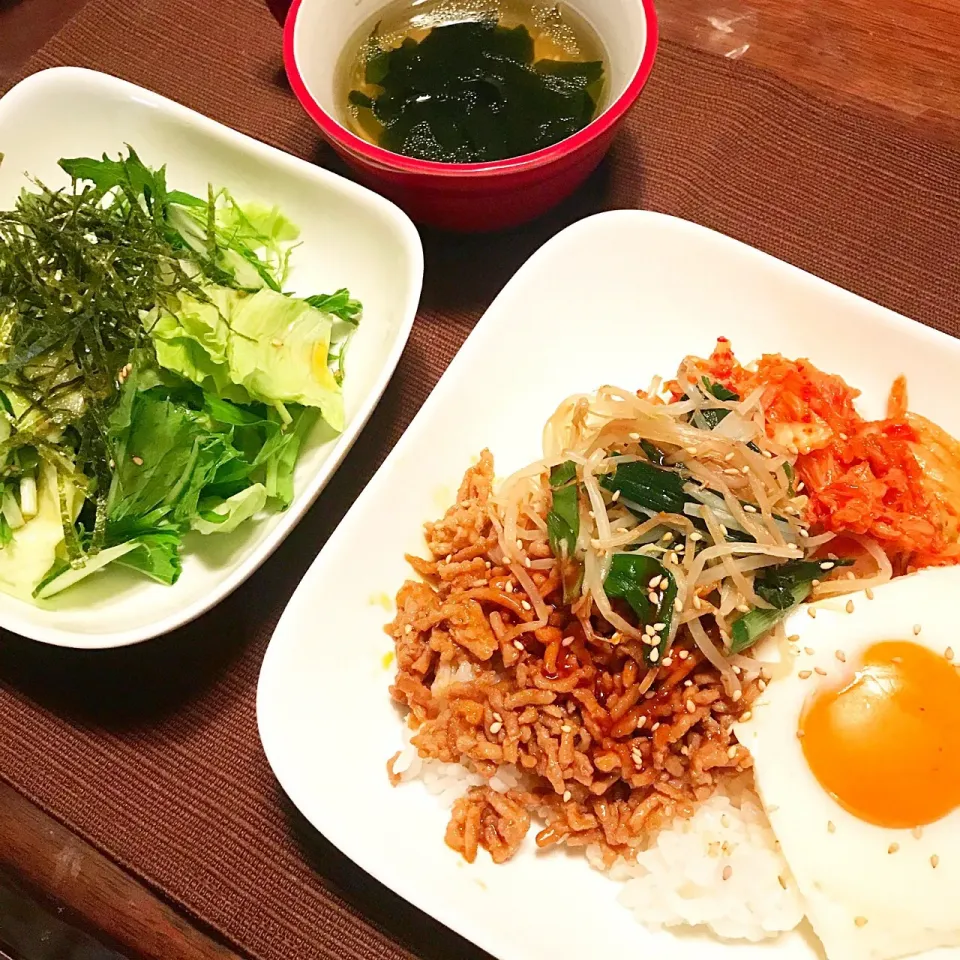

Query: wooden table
0 0 958 957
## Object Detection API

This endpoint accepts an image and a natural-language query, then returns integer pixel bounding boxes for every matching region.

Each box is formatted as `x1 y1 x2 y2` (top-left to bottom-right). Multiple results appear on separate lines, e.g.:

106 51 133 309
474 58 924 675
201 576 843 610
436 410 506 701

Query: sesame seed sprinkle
820 561 835 570
686 446 697 455
563 790 572 802
804 647 815 655
865 587 874 600
561 636 574 647
815 667 827 676
732 690 743 702
649 575 663 589
854 917 868 928
686 699 696 714
612 490 621 502
743 503 758 513
629 432 641 440
724 452 736 462
661 657 673 666
888 843 900 854
741 465 751 475
513 640 525 651
521 600 531 611
674 598 684 613
723 467 740 476
649 649 660 663
678 649 690 660
913 826 924 840
836 650 846 662
931 854 940 869
913 623 922 636
846 599 855 614
727 745 738 758
131 455 144 466
560 725 571 733
827 821 836 833
947 647 955 661
690 532 703 542
636 715 647 728
788 634 800 643
808 607 817 619
489 722 502 735
798 670 812 680
404 624 413 634
722 865 733 881
739 710 752 722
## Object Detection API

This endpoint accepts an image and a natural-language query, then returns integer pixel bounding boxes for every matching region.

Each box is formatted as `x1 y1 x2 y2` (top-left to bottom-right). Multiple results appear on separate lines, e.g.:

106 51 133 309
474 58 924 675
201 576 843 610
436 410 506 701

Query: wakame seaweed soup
338 0 607 163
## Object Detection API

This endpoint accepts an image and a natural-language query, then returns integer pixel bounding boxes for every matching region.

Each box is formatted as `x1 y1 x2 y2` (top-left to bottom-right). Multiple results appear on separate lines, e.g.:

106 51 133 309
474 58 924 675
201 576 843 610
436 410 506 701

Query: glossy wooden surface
1 0 959 955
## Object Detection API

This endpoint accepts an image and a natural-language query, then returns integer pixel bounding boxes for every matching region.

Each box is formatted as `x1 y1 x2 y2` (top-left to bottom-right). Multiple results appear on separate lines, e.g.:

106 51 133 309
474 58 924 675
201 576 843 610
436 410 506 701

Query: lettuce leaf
193 483 267 534
146 286 344 431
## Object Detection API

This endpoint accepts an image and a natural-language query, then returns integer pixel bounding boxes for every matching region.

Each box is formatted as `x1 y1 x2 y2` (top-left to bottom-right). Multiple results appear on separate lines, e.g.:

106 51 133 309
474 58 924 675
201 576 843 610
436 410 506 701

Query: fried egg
735 566 960 960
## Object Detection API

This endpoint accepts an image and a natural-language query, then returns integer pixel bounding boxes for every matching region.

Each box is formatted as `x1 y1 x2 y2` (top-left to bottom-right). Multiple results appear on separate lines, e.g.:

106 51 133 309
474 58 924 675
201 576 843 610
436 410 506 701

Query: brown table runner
3 2 960 958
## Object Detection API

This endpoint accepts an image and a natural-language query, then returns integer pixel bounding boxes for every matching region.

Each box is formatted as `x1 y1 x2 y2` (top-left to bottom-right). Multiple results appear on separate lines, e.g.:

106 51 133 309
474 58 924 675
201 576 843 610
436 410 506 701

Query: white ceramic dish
259 208 960 960
0 67 423 648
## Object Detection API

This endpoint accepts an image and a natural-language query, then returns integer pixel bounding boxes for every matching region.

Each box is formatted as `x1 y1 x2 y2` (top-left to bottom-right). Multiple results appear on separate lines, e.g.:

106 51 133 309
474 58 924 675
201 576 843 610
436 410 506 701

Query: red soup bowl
267 0 658 232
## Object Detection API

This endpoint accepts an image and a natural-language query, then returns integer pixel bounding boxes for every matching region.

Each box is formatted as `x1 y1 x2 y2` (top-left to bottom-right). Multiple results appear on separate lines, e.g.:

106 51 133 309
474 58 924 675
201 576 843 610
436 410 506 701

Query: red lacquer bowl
267 0 658 232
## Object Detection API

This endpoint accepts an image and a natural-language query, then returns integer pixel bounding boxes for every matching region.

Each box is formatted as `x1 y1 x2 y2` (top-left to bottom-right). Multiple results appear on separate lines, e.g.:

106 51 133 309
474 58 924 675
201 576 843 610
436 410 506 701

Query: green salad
0 148 360 601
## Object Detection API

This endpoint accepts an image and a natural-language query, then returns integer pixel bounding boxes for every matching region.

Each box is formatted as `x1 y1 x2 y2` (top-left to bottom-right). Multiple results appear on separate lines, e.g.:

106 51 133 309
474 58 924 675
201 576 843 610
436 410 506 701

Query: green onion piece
546 460 582 603
604 553 678 666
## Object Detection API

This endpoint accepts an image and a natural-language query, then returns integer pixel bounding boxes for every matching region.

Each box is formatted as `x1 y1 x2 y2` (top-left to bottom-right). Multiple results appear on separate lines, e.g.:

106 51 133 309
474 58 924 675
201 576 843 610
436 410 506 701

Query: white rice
395 718 804 943
601 777 804 941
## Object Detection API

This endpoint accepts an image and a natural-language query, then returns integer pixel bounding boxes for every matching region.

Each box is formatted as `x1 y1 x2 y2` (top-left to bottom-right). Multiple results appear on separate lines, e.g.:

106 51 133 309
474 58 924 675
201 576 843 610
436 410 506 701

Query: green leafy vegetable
0 147 362 600
604 553 678 665
349 19 605 163
546 461 581 603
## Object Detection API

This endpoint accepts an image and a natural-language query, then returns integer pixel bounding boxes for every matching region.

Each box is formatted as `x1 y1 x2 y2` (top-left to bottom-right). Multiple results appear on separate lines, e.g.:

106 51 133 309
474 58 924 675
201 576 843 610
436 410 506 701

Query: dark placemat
2 2 960 959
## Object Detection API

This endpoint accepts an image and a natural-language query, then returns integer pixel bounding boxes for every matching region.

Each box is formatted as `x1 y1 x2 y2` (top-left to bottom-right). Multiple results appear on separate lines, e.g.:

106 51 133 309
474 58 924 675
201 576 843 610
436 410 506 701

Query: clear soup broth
336 0 608 164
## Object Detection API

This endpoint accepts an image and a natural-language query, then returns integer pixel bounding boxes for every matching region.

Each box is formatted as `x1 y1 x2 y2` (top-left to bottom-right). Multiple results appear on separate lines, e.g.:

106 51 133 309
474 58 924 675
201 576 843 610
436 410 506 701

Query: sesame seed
727 745 738 758
132 455 144 466
913 623 922 636
653 622 666 631
445 554 453 563
563 790 572 802
739 710 752 722
736 603 750 613
798 527 809 538
846 600 855 614
560 725 571 733
762 449 774 459
686 446 697 455
931 854 940 869
839 432 848 440
404 624 413 634
629 432 641 440
757 679 767 691
645 624 656 637
888 843 900 854
648 591 659 604
723 467 740 476
820 561 835 570
865 587 874 600
516 539 523 550
796 481 805 492
505 581 514 593
612 490 621 502
808 607 817 619
489 722 502 735
692 596 702 610
778 875 787 889
788 634 800 643
732 689 743 702
686 699 696 714
513 640 525 651
690 532 703 542
743 503 758 513
684 679 693 687
836 650 846 662
815 667 827 676
804 646 815 655
722 865 733 881
913 826 924 840
678 650 690 660
796 729 805 739
845 570 856 580
661 532 674 544
674 598 684 613
732 665 741 675
798 670 812 679
524 558 532 568
649 575 663 589
811 579 821 587
854 917 868 928
649 649 660 663
723 451 736 462
661 657 673 667
636 715 647 728
741 465 751 475
520 600 532 612
493 712 502 722
827 821 836 833
562 636 574 647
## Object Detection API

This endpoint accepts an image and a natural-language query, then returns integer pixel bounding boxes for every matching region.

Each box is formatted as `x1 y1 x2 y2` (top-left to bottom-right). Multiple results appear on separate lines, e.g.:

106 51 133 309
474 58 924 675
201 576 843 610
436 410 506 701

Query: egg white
735 566 960 960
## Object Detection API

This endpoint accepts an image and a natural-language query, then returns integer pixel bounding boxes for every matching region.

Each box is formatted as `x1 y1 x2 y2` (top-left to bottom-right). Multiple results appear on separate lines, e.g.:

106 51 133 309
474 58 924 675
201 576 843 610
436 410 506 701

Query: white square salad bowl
0 67 423 648
257 209 960 960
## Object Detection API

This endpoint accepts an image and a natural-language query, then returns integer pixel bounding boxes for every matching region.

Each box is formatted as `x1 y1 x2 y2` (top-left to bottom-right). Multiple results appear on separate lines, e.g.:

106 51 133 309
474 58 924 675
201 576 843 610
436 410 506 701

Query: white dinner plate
0 67 422 648
257 210 960 959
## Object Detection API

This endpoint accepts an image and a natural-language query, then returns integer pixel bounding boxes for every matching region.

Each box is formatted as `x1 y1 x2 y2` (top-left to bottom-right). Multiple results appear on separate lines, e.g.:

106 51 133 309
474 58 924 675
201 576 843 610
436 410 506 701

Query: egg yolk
801 640 960 828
